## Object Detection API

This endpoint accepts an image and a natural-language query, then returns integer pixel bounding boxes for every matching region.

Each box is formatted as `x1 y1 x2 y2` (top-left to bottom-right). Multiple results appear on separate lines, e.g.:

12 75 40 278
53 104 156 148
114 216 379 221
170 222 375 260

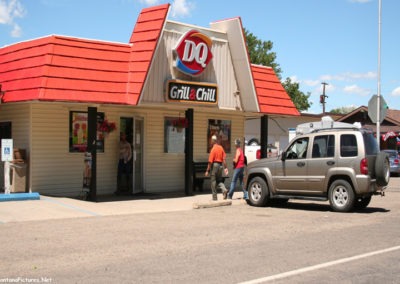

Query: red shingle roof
0 4 170 105
128 4 169 104
251 64 299 116
0 36 131 103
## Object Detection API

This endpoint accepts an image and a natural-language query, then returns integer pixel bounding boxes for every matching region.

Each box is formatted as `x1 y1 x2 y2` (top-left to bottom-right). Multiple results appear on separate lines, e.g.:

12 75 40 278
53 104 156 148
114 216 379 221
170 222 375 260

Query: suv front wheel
247 176 269 207
328 179 355 212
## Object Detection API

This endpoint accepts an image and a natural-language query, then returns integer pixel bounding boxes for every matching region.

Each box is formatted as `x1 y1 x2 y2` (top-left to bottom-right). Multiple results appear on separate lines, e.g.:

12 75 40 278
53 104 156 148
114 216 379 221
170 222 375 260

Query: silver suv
245 127 389 212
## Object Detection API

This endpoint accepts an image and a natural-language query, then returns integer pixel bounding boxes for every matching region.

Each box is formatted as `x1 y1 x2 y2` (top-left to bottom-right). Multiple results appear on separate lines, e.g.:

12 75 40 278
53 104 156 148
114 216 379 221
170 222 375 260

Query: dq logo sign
174 30 213 76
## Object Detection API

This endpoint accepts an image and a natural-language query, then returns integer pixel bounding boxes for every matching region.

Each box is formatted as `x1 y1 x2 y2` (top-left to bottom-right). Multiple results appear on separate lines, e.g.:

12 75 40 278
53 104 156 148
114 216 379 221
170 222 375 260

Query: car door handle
327 161 335 166
297 162 305 167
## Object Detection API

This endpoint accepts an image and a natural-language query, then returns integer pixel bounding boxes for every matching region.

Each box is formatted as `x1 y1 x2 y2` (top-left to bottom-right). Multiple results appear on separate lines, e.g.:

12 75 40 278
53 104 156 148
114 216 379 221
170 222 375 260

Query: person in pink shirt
228 138 248 200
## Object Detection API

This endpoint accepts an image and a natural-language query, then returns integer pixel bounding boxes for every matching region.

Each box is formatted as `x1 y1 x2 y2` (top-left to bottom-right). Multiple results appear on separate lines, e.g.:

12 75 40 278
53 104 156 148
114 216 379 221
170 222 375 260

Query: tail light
256 149 261 159
394 158 399 165
360 158 368 175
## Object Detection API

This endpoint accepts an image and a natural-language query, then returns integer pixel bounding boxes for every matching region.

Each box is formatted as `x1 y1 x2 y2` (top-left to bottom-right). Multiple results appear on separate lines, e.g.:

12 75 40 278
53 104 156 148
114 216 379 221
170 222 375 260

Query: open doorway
119 117 143 194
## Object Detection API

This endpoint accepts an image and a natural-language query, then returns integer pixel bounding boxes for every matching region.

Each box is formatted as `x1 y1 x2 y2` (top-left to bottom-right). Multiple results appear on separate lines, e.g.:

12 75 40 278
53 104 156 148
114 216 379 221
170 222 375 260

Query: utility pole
320 82 328 114
376 0 382 149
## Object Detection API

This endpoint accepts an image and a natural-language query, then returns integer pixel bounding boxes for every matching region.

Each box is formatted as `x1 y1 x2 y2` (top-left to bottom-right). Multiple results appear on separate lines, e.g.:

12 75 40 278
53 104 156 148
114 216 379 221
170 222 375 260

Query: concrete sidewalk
0 192 247 223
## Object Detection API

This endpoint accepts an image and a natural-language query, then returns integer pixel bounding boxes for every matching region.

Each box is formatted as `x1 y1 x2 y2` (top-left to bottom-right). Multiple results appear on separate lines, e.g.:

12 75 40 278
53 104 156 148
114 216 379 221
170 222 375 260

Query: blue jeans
228 167 247 199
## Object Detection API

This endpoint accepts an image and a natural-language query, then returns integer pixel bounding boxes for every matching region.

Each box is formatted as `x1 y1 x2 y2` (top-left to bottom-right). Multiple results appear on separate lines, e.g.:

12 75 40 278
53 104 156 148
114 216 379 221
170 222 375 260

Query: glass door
133 118 144 193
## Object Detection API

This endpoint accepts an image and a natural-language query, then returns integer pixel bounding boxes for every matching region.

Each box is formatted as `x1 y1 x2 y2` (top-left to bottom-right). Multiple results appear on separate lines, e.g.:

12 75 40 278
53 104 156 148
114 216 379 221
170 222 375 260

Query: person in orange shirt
205 135 229 201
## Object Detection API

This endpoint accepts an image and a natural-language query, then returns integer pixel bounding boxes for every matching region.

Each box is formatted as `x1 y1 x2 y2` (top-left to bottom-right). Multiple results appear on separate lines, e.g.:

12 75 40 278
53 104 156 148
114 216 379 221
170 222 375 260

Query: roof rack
310 127 359 133
296 116 361 135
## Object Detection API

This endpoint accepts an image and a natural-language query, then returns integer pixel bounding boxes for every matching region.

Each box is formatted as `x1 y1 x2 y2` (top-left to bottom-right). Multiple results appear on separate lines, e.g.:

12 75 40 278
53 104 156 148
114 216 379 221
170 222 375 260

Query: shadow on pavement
77 190 211 203
268 201 390 214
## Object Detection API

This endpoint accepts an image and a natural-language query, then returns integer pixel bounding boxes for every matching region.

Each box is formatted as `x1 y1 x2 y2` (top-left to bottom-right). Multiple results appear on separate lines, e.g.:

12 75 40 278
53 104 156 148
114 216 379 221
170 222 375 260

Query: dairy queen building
0 3 299 199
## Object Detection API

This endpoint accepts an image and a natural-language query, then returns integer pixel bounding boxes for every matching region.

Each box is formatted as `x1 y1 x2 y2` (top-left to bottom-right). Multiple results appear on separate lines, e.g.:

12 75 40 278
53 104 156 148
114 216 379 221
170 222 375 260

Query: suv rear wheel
328 179 355 212
247 176 269 207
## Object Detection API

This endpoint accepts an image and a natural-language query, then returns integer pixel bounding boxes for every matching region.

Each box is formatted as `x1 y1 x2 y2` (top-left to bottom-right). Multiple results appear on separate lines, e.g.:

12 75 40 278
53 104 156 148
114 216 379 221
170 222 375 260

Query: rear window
363 132 378 155
312 135 335 158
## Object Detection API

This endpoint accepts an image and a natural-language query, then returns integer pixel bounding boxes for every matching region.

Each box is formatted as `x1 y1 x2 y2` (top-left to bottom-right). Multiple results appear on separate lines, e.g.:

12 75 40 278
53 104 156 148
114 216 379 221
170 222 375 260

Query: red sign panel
174 30 213 76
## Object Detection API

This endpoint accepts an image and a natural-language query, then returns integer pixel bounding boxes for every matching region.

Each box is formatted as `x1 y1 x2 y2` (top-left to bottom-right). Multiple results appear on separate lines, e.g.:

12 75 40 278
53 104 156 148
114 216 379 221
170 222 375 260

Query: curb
0 192 40 202
193 200 232 209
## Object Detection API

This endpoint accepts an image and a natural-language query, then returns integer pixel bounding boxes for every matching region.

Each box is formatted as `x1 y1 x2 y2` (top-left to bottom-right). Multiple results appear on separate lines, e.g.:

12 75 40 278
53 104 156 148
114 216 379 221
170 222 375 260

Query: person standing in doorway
116 132 132 194
228 138 248 200
205 135 229 201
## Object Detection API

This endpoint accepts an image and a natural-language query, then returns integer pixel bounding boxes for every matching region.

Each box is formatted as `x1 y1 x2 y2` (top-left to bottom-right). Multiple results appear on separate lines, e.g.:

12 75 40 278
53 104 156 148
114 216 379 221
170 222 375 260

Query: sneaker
223 190 228 200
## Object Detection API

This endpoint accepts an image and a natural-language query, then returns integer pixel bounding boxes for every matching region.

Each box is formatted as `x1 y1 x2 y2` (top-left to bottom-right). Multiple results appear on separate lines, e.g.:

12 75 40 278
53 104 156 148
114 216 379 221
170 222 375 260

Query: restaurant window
207 119 231 153
69 111 105 153
164 117 186 153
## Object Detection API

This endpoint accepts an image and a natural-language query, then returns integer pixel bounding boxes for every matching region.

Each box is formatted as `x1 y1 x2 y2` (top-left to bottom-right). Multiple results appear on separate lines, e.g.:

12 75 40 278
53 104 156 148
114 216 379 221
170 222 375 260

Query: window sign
207 119 231 153
1 139 13 162
164 117 186 153
69 111 105 152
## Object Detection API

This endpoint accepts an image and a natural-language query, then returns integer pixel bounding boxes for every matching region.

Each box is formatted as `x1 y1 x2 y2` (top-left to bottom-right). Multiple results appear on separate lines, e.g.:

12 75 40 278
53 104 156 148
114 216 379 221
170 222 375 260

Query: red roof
251 64 299 116
0 36 131 104
0 4 169 105
128 4 169 104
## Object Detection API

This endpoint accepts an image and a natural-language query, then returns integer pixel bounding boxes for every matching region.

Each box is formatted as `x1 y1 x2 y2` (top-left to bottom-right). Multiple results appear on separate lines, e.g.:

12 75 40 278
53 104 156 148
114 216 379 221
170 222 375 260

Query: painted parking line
239 245 400 284
42 196 101 217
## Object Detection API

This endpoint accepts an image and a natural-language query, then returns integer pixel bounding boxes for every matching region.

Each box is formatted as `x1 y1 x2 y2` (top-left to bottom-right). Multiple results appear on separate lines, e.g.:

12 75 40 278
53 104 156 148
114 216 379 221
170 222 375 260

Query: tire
375 152 390 186
247 176 269 207
328 179 355 212
248 138 260 146
353 196 372 210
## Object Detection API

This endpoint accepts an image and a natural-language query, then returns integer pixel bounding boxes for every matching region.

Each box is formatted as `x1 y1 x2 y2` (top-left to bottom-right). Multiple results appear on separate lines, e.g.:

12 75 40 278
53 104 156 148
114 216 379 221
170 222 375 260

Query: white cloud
289 75 299 83
320 71 376 82
0 0 25 37
139 0 160 5
11 22 21 37
138 0 194 18
343 84 371 97
391 86 400 97
303 79 320 87
349 0 372 3
171 0 194 18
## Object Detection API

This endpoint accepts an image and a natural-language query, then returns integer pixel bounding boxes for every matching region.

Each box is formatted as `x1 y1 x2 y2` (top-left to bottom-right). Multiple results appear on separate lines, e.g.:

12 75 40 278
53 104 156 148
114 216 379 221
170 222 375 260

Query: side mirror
281 151 286 161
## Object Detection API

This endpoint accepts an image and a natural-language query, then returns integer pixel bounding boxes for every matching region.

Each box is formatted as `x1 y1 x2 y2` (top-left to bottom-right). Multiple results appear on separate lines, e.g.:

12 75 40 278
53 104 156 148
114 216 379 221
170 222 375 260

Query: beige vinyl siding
145 109 185 192
2 101 244 196
143 107 245 193
29 103 126 196
0 103 30 190
142 25 241 111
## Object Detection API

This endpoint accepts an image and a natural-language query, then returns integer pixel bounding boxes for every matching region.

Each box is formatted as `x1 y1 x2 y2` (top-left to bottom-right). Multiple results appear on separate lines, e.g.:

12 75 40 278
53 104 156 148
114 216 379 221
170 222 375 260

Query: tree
329 106 356 114
245 29 282 77
244 29 311 112
282 78 311 112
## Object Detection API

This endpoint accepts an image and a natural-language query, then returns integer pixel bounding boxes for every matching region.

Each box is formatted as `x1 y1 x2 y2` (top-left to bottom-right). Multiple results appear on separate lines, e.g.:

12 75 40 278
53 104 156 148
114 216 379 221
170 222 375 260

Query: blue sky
1 0 399 114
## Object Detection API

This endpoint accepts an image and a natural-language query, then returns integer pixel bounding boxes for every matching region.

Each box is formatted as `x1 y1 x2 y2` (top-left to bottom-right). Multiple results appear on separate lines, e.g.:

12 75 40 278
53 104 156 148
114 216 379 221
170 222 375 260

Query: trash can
10 148 28 193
